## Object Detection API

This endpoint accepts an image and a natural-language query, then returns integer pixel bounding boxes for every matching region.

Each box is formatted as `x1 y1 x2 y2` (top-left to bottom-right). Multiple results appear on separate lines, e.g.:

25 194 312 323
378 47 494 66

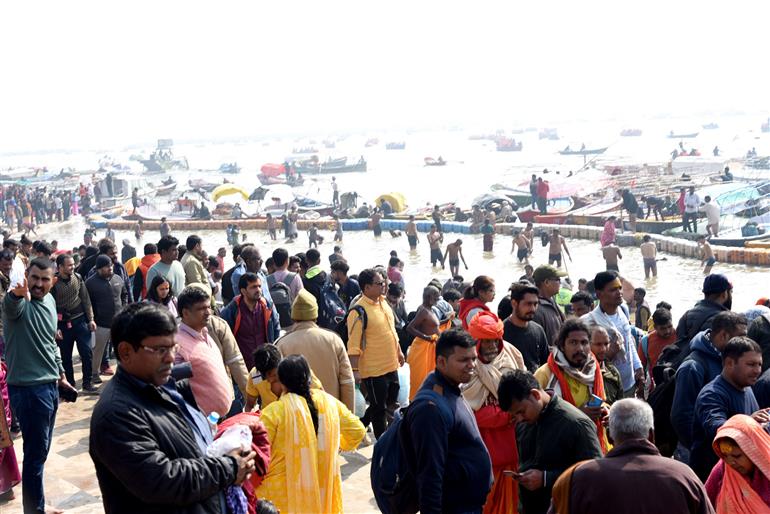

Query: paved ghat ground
2 363 380 513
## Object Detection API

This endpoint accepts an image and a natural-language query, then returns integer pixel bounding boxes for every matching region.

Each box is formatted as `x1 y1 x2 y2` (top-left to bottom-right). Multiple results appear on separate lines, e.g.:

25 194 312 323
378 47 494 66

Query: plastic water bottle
207 411 220 437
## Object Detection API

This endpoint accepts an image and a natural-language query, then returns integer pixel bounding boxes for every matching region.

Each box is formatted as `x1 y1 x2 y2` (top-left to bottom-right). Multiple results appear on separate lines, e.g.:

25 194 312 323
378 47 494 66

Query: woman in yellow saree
257 355 366 513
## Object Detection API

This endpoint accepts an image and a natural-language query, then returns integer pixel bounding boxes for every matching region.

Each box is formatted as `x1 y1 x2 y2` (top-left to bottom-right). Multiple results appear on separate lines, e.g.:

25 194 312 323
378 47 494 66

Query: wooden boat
710 224 770 247
534 199 621 224
515 197 574 223
622 217 683 234
154 180 177 195
620 129 642 137
386 142 406 150
292 147 318 154
294 156 367 174
218 163 240 174
424 157 447 166
188 179 221 192
668 131 699 139
559 147 608 156
257 173 305 187
496 138 523 152
139 139 189 172
539 128 559 140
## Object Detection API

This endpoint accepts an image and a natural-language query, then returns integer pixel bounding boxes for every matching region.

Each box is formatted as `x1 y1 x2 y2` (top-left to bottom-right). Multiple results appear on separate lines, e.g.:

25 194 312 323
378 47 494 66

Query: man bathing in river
548 228 572 268
512 230 532 264
443 239 468 277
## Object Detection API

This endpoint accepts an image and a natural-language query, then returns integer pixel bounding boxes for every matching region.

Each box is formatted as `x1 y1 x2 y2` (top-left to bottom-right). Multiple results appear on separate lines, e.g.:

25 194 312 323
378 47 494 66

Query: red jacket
458 298 491 330
537 180 549 199
137 253 161 299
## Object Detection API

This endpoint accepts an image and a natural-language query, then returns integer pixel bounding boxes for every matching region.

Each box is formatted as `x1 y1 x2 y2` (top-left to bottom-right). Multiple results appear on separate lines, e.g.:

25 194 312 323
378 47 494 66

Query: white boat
92 173 157 208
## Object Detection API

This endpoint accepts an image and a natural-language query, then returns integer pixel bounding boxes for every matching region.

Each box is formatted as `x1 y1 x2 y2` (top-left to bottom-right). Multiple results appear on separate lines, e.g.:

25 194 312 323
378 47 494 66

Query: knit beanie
292 289 319 321
95 254 113 269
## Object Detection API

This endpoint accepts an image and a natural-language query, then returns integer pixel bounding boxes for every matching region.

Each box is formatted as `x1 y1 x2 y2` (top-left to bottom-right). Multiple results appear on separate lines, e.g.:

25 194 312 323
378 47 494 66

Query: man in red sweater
638 307 676 387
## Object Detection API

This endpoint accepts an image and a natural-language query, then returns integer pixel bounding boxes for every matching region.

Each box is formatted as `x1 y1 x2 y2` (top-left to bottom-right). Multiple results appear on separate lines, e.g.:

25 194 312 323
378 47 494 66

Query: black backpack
371 389 453 514
267 272 296 329
649 342 708 457
317 280 347 330
336 304 367 347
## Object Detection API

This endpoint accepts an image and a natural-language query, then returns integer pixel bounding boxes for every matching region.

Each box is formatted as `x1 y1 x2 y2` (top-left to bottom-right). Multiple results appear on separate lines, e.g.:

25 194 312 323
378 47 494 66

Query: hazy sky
1 1 768 151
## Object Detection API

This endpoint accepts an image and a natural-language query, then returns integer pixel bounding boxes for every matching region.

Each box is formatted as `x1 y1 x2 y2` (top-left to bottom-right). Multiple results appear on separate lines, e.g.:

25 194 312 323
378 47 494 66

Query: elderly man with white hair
550 399 714 514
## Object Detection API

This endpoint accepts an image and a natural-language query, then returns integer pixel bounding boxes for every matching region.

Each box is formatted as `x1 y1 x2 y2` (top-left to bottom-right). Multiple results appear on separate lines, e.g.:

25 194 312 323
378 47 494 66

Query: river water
38 217 767 320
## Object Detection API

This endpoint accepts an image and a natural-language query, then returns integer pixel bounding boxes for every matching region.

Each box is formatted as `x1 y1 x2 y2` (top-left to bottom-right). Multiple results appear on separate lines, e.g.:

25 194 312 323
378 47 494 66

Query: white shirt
684 192 700 213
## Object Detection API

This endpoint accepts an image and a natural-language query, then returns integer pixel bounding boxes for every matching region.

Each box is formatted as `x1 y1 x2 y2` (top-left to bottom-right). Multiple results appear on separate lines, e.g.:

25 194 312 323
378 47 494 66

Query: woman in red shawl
463 311 526 514
705 414 770 513
458 276 496 330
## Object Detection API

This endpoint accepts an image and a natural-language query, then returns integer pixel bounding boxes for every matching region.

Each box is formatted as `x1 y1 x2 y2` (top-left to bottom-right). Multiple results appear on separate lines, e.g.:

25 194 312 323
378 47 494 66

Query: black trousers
360 370 400 439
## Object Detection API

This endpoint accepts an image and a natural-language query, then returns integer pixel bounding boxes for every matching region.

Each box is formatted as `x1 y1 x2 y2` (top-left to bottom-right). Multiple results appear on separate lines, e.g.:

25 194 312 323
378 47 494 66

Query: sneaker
82 383 99 394
100 365 115 376
92 374 103 385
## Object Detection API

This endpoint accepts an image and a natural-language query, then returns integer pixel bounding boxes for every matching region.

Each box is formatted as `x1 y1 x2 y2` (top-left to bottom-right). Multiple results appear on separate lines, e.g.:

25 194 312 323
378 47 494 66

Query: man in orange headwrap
463 311 526 514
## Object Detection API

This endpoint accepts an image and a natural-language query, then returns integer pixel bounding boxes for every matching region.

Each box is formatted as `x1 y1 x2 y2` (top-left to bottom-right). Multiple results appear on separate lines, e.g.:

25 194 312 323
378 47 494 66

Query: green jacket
516 395 603 514
3 292 63 386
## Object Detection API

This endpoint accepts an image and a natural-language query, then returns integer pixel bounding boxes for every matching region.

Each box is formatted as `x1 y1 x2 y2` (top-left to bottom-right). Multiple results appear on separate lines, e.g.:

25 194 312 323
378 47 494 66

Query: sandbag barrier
99 217 770 267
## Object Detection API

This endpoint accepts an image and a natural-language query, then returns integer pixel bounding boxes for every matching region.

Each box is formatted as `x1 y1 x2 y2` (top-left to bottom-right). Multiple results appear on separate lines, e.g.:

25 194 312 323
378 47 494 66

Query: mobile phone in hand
58 384 78 403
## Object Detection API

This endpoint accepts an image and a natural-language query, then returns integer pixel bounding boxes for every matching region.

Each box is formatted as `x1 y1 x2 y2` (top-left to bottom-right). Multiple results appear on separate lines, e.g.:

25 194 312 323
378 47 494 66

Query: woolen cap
95 255 112 269
703 274 732 294
292 289 318 321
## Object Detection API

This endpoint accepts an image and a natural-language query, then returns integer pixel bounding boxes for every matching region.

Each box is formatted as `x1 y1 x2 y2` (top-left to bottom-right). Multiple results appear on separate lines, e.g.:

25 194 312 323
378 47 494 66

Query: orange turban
468 310 504 341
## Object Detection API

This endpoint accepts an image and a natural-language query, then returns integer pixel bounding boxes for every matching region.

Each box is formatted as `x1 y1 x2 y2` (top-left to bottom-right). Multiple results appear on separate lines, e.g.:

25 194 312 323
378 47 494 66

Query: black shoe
92 375 103 385
82 383 99 394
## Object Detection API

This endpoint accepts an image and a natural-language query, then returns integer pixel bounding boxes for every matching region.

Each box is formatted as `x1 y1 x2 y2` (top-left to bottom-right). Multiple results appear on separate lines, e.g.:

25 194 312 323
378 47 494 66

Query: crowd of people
2 207 770 514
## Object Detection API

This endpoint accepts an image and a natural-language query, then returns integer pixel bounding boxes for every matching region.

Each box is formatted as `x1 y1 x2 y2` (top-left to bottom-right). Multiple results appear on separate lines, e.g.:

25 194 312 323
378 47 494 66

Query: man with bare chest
443 239 468 277
548 228 572 268
406 286 441 399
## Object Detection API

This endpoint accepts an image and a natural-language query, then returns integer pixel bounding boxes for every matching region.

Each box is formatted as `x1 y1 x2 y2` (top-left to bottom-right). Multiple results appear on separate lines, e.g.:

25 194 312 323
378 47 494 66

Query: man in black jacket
301 248 327 306
89 303 256 514
499 369 602 514
674 274 732 353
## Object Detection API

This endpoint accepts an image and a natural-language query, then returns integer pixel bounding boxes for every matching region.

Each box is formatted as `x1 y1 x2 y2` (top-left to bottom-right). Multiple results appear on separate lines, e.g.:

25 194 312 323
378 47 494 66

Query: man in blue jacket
690 336 768 480
406 329 492 514
671 311 747 462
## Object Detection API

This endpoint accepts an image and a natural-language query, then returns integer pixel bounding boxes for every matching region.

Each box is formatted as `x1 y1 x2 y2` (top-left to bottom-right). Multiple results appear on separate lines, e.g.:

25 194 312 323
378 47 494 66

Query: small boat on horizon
424 157 447 166
620 129 642 137
668 131 699 139
559 146 607 156
496 138 523 152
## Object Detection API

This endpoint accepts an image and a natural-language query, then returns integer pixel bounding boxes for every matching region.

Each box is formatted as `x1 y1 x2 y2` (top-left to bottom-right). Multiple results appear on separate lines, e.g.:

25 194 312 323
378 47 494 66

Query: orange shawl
547 352 608 454
712 414 770 514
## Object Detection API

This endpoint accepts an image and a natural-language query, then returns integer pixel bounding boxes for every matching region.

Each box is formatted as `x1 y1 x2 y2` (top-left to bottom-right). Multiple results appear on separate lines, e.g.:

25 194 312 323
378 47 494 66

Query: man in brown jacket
553 398 714 514
276 289 355 411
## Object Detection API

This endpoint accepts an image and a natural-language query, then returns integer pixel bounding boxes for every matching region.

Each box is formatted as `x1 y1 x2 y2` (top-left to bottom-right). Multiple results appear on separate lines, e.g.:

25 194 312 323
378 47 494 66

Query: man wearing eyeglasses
347 268 405 439
89 303 258 513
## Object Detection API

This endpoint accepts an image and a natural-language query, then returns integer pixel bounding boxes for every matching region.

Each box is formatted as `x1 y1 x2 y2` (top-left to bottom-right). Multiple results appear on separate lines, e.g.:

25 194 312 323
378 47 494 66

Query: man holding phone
534 319 611 452
499 370 602 514
4 258 78 513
